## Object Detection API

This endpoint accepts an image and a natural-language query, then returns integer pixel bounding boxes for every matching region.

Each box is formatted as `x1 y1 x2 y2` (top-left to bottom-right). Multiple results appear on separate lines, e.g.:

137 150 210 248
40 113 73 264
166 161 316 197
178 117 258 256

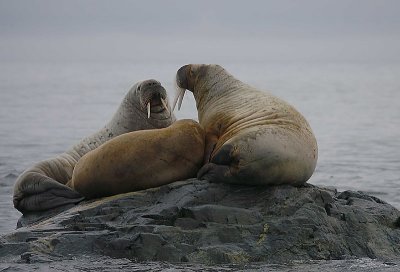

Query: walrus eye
137 86 141 91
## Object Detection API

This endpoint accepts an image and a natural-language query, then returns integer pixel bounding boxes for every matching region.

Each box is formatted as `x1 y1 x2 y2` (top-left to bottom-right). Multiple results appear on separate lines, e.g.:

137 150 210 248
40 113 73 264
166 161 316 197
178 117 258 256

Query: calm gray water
0 61 399 234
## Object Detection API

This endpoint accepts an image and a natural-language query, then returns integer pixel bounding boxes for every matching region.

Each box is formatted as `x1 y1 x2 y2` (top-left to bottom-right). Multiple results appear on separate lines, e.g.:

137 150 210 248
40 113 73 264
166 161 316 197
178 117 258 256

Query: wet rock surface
0 256 399 272
1 179 400 270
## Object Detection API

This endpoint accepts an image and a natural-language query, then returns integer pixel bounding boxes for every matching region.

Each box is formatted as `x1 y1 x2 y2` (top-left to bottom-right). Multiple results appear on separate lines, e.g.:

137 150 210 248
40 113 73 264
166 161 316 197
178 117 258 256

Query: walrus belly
227 126 316 184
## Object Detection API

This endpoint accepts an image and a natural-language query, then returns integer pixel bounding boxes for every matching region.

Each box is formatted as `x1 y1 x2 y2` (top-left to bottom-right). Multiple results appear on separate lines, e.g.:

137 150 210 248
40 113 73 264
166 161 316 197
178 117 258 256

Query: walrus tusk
177 89 185 111
172 89 180 112
172 88 185 112
161 98 170 115
147 102 151 118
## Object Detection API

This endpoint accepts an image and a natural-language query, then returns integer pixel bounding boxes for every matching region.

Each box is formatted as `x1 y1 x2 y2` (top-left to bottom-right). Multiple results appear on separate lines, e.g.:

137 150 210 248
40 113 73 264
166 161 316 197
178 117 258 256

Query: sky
0 0 399 63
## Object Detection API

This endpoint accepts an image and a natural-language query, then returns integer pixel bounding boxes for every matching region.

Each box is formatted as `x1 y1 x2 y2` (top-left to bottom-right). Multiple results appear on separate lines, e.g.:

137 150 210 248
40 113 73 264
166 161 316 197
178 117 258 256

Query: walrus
173 64 318 186
67 119 205 199
14 79 175 213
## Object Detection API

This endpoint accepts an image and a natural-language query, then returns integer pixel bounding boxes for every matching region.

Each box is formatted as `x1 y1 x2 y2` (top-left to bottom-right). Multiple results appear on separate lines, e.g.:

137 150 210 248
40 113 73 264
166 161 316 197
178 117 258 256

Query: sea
0 60 399 235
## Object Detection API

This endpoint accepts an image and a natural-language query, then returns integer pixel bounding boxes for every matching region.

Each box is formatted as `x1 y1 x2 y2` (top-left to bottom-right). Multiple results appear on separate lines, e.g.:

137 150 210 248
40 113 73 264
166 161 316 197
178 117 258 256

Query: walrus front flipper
14 172 84 213
197 144 238 183
197 163 232 183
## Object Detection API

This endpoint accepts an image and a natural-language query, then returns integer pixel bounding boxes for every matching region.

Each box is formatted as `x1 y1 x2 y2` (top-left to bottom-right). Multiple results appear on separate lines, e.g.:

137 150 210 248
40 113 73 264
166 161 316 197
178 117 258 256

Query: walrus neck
195 72 243 121
65 89 174 162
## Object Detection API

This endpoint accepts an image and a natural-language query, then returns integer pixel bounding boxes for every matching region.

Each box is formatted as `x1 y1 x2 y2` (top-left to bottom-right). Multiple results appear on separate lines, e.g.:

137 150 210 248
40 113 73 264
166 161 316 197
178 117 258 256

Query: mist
1 0 399 63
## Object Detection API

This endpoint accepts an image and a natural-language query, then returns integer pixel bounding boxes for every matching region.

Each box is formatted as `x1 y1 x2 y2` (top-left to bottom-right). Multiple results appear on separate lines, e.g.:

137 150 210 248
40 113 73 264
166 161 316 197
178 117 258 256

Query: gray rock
1 179 400 268
0 256 399 272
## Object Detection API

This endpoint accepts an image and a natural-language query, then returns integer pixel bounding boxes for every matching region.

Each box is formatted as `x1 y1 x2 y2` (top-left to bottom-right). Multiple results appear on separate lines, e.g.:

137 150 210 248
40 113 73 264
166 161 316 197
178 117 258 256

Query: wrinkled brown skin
68 119 205 199
176 64 318 186
14 79 176 213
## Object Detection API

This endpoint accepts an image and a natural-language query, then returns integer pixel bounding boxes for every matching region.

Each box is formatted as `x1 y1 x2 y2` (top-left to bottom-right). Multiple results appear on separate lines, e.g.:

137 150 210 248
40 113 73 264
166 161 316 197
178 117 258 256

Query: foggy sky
1 0 399 62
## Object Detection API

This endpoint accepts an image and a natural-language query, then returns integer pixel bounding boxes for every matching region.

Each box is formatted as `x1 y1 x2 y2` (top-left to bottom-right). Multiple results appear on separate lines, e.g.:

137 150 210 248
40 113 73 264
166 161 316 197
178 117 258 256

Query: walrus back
70 119 205 199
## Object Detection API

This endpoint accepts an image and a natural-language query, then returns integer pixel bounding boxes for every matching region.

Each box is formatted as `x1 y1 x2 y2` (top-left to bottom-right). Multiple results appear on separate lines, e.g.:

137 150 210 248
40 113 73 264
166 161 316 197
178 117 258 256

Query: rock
0 256 399 272
1 179 400 268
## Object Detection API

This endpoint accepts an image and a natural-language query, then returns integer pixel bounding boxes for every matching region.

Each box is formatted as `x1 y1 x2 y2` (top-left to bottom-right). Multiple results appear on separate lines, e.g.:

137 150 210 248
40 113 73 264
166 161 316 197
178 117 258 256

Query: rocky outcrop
1 179 400 267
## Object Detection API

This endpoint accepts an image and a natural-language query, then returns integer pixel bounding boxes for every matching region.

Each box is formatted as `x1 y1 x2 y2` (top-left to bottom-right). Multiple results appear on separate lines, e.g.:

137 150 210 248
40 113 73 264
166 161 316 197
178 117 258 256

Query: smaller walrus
173 64 318 186
67 119 205 199
14 79 175 213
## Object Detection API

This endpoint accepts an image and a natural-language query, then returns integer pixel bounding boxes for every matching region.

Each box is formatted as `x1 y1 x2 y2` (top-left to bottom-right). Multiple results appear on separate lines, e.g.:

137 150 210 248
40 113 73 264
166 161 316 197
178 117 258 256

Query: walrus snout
138 79 165 97
176 65 190 90
176 64 211 91
142 85 167 102
137 79 170 118
172 65 194 112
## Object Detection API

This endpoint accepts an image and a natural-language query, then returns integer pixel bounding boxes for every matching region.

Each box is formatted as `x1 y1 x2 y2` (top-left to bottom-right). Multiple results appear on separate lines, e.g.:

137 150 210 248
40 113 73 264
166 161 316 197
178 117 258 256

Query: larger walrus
173 64 318 186
14 79 175 213
67 119 205 199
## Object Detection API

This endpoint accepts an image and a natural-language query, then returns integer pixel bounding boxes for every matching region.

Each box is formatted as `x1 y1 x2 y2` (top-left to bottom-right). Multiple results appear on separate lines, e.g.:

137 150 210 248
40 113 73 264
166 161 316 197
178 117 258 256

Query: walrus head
134 79 171 119
173 64 226 111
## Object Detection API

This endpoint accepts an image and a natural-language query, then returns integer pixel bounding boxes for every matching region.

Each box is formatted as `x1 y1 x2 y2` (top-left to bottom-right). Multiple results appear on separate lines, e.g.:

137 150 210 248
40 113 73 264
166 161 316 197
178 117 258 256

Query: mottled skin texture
14 79 175 213
176 64 318 186
68 119 205 199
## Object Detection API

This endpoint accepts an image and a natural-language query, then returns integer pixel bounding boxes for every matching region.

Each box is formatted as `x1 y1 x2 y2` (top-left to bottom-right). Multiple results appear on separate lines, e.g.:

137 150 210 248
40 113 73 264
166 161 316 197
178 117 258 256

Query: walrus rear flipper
13 173 84 213
15 189 84 213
